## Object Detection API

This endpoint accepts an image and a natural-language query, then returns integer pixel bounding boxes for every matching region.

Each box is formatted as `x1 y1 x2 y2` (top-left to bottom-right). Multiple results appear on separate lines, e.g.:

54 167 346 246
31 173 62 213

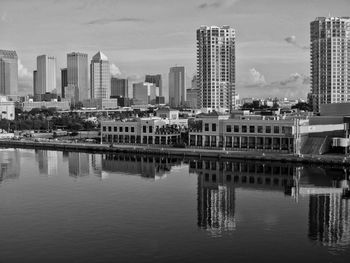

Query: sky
1 0 350 99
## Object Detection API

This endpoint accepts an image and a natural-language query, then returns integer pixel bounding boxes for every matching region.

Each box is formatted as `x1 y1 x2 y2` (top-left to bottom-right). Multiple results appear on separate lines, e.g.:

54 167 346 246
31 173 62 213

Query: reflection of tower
197 174 236 234
35 150 48 175
308 194 350 247
90 154 102 178
68 152 90 177
35 150 61 176
0 149 20 183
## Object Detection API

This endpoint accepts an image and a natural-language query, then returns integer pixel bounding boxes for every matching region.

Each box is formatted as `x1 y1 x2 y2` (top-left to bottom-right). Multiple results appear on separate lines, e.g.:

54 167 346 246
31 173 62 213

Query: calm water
1 148 350 263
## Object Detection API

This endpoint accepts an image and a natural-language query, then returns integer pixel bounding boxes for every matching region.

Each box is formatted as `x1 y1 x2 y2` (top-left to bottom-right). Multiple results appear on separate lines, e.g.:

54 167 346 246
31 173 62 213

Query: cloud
110 63 121 76
248 68 266 85
86 17 148 25
18 60 31 79
284 36 309 50
198 0 239 9
240 71 310 99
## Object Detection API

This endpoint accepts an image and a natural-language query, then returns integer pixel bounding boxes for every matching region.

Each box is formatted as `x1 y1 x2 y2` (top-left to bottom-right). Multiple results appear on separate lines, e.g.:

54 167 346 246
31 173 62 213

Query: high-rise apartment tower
0 50 18 95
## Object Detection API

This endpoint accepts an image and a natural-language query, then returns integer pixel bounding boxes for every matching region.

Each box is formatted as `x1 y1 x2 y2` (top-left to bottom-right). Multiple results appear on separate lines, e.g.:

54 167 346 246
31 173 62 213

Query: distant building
145 74 162 96
186 88 200 109
22 100 70 112
90 51 110 99
0 50 18 96
82 98 119 110
61 68 67 98
311 17 350 112
36 55 57 96
67 52 89 102
33 70 37 95
197 26 235 112
169 66 186 108
133 82 159 105
0 96 15 120
111 77 128 98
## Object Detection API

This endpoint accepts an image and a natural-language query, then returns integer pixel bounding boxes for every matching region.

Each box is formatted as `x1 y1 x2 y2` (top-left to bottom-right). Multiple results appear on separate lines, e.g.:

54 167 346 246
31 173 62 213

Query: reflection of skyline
68 152 102 178
35 150 63 176
102 154 182 180
0 149 20 183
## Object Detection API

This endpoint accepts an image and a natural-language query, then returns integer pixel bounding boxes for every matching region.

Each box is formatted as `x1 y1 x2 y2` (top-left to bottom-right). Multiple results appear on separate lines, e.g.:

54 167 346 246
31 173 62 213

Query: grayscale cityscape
1 0 350 262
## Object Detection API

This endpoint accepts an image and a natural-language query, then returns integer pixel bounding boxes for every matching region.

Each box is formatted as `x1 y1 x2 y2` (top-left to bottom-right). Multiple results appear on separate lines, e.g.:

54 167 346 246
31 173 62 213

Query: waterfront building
133 82 159 105
61 68 67 98
197 25 235 112
169 66 186 108
36 55 57 96
111 77 128 98
0 96 15 120
310 16 350 112
145 74 162 96
67 52 89 102
0 50 18 96
90 51 110 99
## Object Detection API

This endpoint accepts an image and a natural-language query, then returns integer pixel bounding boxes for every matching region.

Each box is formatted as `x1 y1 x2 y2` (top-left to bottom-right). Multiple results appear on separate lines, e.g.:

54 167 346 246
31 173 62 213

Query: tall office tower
169 66 186 107
36 55 57 96
90 51 110 99
311 17 350 112
61 68 67 98
197 25 235 112
67 52 89 101
0 50 18 95
145 74 162 96
33 70 37 95
133 82 159 105
111 77 128 98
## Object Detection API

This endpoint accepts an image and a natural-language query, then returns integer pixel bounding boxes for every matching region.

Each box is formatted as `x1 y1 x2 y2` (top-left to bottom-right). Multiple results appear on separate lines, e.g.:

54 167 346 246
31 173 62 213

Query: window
274 126 279 134
103 126 106 132
234 125 239 132
108 127 111 132
266 126 271 133
125 127 129 133
226 125 232 132
143 126 146 133
258 126 263 133
149 126 153 133
205 123 209 131
242 125 247 133
212 123 216 132
113 127 117 132
131 127 135 133
249 126 255 133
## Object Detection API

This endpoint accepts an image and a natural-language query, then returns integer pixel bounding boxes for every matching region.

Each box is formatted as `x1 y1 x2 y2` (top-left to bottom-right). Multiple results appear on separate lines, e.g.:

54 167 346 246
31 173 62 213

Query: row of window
202 123 292 134
103 126 135 133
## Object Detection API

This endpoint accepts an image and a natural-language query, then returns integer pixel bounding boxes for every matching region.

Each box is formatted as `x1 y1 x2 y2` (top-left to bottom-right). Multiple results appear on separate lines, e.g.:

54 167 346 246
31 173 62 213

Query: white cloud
248 68 266 85
110 63 121 76
18 60 31 78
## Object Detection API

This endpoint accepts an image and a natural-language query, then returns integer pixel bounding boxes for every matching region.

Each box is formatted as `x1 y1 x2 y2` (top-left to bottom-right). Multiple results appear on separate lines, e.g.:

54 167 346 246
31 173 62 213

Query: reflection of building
309 194 350 247
191 159 299 235
35 150 62 176
68 152 90 177
0 149 20 183
102 154 181 180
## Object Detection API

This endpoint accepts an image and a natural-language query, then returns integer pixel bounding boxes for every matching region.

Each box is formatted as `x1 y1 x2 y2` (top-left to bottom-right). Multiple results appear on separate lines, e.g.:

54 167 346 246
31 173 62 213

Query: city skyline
2 0 350 99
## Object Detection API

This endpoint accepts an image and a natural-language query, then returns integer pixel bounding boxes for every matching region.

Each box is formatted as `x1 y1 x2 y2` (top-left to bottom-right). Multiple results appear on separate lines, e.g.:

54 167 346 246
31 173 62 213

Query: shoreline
1 140 349 166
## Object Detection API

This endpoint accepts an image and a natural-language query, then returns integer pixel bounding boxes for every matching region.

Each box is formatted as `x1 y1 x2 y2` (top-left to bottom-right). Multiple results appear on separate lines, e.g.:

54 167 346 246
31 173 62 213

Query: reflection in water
102 154 182 180
68 152 102 178
35 150 64 176
0 149 20 183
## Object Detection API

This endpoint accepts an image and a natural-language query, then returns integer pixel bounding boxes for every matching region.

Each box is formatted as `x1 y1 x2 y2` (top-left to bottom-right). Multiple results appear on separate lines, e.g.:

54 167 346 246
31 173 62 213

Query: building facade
90 51 110 99
145 74 162 96
36 55 57 96
310 17 350 112
67 52 89 102
61 68 67 98
111 77 128 98
169 66 186 108
197 26 235 112
0 50 18 96
0 96 15 120
133 82 159 105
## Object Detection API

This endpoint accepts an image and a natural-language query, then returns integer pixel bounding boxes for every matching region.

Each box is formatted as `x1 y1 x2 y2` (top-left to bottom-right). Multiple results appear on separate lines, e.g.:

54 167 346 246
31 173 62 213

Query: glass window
242 125 247 133
108 127 111 132
125 127 129 133
149 126 153 133
131 127 135 133
103 126 106 132
119 127 123 132
274 126 279 134
114 127 117 132
234 125 239 132
249 126 255 133
258 126 263 133
212 123 216 132
226 125 232 132
205 123 209 131
266 126 271 133
143 126 146 133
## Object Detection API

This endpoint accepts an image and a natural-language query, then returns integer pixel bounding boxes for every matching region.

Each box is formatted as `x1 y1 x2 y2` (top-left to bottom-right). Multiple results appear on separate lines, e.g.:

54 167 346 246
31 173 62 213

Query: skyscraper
197 25 235 112
145 74 162 96
33 70 37 95
310 17 350 112
0 50 18 96
169 66 186 107
111 77 128 98
133 82 158 105
36 55 57 96
67 52 89 101
90 51 110 99
61 68 67 98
